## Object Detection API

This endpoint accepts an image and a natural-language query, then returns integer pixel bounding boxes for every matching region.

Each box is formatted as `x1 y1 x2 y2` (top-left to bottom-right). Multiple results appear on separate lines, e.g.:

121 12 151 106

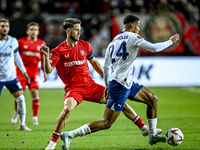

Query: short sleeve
13 38 19 50
129 34 144 47
86 43 94 60
49 47 60 68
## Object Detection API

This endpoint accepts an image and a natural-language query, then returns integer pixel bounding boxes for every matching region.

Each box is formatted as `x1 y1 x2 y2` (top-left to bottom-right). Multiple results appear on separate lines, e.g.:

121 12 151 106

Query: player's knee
147 93 158 107
123 103 128 110
152 94 158 106
13 90 24 98
102 118 112 129
62 107 73 118
30 89 38 98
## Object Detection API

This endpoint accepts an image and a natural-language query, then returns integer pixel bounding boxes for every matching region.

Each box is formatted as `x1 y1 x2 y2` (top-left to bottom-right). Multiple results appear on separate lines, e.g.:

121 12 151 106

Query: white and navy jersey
0 35 20 82
103 31 173 89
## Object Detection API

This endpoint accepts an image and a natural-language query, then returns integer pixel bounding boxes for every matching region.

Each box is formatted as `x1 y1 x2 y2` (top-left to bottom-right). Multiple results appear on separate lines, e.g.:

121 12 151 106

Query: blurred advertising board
39 57 200 88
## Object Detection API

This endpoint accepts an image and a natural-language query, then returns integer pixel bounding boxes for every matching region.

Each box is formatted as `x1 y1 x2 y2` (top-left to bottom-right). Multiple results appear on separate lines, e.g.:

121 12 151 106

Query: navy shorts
0 78 23 95
106 80 143 111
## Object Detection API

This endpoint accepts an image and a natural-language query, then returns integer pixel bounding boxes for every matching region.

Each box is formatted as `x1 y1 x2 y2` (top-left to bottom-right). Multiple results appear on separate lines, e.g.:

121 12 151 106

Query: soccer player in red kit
41 18 161 150
11 22 47 125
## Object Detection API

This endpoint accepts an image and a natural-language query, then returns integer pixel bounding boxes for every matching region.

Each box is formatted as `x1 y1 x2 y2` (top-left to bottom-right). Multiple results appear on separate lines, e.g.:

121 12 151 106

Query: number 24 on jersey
109 41 129 64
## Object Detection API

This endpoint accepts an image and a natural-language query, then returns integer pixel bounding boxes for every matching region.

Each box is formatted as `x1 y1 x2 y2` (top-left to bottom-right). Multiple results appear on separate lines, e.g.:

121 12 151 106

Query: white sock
68 124 91 139
15 95 26 126
147 118 157 135
33 116 38 121
141 125 148 131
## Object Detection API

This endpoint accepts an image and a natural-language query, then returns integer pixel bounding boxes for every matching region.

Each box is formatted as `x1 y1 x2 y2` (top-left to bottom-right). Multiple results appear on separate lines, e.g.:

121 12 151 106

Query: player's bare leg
132 87 166 145
30 88 40 125
45 97 77 150
88 107 121 132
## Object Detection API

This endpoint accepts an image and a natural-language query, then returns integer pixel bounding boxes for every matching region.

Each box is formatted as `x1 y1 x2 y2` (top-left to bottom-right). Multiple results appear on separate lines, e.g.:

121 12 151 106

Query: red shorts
64 81 106 105
17 74 40 91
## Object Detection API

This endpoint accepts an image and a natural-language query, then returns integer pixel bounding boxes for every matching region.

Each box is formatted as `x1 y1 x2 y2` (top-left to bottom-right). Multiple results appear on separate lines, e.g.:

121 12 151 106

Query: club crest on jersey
37 46 41 51
80 50 85 56
24 45 28 49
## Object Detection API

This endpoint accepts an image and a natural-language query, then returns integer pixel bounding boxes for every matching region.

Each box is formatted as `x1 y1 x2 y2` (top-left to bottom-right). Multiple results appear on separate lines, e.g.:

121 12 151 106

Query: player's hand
43 73 47 82
40 43 50 57
104 88 109 102
23 72 31 84
169 34 179 44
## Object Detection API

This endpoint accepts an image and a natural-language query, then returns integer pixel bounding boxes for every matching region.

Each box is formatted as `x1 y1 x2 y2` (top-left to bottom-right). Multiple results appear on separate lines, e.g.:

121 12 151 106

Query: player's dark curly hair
63 18 81 30
123 15 140 24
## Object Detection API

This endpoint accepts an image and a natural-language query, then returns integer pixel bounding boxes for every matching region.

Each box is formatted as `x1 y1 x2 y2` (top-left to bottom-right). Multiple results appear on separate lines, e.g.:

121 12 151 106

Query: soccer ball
165 128 184 146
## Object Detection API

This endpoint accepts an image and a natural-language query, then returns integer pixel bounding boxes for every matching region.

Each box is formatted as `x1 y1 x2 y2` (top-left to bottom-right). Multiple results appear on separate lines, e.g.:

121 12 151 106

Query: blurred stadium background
1 0 200 87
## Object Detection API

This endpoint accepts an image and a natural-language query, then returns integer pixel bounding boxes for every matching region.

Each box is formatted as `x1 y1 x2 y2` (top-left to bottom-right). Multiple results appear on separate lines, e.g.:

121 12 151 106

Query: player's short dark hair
27 22 39 29
0 18 9 23
123 15 140 24
63 18 81 30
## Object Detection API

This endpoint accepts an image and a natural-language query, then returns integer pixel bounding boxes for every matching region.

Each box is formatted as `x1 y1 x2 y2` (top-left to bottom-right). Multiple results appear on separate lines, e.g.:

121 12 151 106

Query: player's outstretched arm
140 33 180 53
40 43 54 74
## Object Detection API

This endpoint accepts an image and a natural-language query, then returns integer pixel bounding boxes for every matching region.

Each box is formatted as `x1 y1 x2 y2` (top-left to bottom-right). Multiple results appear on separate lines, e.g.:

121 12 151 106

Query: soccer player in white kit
60 15 180 149
0 18 31 131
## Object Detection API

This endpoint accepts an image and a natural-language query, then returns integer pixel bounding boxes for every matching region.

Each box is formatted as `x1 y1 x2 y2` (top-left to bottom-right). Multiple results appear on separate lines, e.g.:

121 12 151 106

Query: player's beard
70 35 79 42
0 30 8 37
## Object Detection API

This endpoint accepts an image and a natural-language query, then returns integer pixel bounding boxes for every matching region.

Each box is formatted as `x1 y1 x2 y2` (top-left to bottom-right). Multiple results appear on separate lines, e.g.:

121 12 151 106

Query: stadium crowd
0 0 200 56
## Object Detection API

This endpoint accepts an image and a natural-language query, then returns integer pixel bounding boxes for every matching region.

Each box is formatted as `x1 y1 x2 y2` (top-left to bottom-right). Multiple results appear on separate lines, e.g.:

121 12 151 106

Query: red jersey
17 37 45 77
50 40 94 88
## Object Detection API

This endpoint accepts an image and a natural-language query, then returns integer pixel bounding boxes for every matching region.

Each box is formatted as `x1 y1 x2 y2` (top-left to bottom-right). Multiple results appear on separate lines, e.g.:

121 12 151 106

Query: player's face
0 22 10 37
133 21 140 34
27 25 39 39
69 24 81 41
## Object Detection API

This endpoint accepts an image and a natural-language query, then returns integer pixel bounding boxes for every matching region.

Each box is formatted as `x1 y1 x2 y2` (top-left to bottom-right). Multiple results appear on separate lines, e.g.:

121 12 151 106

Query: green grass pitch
0 87 200 150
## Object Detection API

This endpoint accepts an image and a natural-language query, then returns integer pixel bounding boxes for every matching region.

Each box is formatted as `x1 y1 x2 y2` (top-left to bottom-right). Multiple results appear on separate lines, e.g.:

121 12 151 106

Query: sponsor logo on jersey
64 59 86 67
64 54 69 58
0 52 11 57
24 45 28 49
23 51 39 57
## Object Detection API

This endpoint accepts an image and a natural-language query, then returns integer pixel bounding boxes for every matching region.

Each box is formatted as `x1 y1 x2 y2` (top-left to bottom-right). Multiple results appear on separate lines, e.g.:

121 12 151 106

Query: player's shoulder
8 35 17 41
123 32 143 42
18 36 27 42
123 31 140 38
51 41 65 52
78 39 89 46
37 38 45 44
130 32 142 39
6 35 18 48
8 35 18 44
